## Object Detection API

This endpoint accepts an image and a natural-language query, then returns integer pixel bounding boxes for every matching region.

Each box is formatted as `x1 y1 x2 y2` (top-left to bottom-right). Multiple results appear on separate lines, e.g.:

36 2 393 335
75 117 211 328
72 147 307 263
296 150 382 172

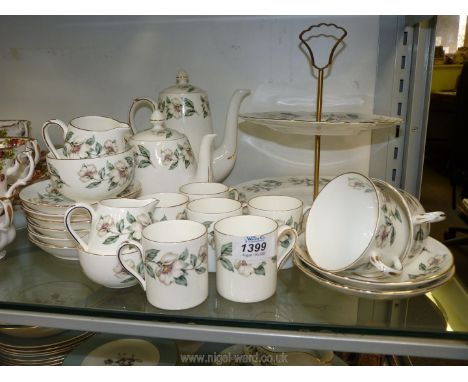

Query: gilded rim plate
296 236 454 290
239 111 402 136
19 179 141 212
235 175 331 206
294 255 455 300
62 333 177 366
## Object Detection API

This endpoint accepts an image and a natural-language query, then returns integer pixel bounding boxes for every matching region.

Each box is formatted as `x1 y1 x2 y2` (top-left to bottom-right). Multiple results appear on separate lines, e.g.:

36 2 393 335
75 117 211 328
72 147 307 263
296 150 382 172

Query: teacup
117 220 208 310
247 195 309 269
186 197 244 272
0 198 15 260
0 120 30 138
46 147 136 202
137 192 188 221
305 173 444 276
42 116 134 159
214 215 297 303
179 182 239 201
0 139 35 198
65 197 158 255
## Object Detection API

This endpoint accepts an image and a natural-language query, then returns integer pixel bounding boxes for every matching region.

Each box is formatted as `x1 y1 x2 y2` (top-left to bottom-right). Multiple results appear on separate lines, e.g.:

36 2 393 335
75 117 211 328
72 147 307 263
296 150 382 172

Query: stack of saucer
294 235 455 299
20 179 141 260
0 330 94 366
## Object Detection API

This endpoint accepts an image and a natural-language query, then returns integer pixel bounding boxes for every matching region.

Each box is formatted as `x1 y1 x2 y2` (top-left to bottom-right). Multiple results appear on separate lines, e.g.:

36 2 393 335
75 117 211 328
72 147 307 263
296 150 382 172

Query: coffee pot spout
194 134 217 183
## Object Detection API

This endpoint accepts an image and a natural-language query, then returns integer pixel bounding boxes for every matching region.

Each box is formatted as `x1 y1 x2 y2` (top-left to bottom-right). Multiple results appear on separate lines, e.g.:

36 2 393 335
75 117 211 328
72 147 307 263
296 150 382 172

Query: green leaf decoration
195 266 206 274
108 181 118 191
138 160 151 168
160 215 168 221
202 221 213 229
106 161 115 171
221 242 232 256
137 262 145 275
390 226 396 245
169 161 178 170
177 144 184 151
86 136 95 145
103 235 119 245
184 160 191 169
190 254 197 268
126 211 136 224
125 156 134 166
220 257 234 272
394 208 402 223
146 249 160 260
145 263 155 279
98 167 106 180
138 145 150 160
95 142 102 155
271 255 277 262
419 263 427 271
385 216 392 226
117 219 125 233
174 275 188 287
183 98 195 109
179 248 189 261
65 131 74 141
254 264 266 276
86 181 102 189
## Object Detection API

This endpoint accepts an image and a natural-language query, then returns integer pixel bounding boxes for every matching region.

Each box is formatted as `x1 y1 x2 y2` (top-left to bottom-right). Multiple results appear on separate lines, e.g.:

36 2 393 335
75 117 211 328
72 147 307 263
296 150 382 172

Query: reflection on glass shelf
0 229 466 340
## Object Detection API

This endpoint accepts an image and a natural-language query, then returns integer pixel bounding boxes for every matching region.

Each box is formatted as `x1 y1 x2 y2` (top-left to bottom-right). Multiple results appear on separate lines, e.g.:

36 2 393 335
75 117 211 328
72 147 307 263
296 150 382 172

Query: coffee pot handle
276 225 298 270
117 241 146 291
42 119 68 159
5 150 35 199
64 203 95 252
128 97 158 134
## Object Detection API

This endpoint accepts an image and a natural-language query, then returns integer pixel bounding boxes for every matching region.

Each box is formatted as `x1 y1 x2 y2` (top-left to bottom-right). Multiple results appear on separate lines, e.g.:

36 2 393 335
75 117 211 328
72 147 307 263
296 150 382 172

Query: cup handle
369 254 402 276
0 199 13 230
412 211 445 225
128 97 157 134
5 151 35 198
117 241 146 291
64 203 95 252
276 224 298 270
228 187 239 200
42 119 68 159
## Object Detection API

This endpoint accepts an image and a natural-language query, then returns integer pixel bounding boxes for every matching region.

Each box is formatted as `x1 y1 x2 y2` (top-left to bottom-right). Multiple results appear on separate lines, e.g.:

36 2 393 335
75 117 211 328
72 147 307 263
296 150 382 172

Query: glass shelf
1 229 467 360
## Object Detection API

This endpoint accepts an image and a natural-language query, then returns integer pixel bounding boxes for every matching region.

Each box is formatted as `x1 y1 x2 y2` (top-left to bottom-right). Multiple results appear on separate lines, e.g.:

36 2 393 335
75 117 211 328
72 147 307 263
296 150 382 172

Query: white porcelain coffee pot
128 110 216 194
129 70 250 182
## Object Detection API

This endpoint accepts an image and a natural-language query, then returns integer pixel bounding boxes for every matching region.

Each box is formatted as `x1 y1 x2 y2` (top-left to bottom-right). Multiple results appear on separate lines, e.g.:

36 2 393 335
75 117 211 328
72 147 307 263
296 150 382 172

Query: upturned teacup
186 197 244 272
42 116 134 159
179 182 239 201
214 215 297 303
117 220 209 310
65 197 158 255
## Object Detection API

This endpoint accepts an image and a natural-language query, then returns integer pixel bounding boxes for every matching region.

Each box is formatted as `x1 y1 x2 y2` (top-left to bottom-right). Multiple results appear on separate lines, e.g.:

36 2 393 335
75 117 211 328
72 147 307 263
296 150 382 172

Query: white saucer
295 236 454 291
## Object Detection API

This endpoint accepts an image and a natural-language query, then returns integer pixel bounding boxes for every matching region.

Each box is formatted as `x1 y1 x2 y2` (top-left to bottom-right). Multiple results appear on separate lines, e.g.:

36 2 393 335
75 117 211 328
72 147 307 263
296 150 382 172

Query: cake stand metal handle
299 23 347 198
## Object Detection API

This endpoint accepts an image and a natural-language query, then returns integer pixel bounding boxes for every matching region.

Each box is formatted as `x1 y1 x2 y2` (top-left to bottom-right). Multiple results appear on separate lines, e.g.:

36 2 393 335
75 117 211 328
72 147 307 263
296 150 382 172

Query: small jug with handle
65 197 158 255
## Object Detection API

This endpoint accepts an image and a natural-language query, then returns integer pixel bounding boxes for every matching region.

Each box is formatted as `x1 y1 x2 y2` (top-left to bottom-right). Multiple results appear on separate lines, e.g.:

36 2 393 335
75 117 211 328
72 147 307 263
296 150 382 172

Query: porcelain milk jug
128 110 216 194
129 70 250 182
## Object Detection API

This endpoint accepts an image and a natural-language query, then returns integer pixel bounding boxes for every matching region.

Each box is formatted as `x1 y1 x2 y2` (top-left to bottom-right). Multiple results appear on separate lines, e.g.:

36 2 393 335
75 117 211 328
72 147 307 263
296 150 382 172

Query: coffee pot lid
159 70 207 96
130 110 184 142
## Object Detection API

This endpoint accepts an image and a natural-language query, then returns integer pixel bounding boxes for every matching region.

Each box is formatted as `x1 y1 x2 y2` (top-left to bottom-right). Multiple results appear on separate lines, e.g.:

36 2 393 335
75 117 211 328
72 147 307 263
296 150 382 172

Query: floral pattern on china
217 242 276 277
114 258 145 284
145 245 207 287
96 211 153 244
63 132 119 159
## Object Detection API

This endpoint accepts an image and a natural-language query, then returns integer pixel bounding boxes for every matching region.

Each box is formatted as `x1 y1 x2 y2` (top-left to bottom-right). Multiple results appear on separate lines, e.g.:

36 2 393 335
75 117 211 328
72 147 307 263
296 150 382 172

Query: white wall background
0 15 381 186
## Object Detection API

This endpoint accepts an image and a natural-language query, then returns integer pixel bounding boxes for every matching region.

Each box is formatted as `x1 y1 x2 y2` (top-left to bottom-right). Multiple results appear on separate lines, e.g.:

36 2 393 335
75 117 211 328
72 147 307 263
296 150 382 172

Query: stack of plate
0 330 95 366
293 234 456 299
19 179 141 260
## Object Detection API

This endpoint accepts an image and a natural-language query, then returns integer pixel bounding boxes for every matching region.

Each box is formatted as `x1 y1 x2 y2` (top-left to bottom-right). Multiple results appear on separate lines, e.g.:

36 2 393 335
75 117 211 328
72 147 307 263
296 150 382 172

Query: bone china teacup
186 197 244 272
179 182 239 201
42 116 134 159
117 220 209 310
137 192 188 222
65 198 158 255
214 215 297 303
